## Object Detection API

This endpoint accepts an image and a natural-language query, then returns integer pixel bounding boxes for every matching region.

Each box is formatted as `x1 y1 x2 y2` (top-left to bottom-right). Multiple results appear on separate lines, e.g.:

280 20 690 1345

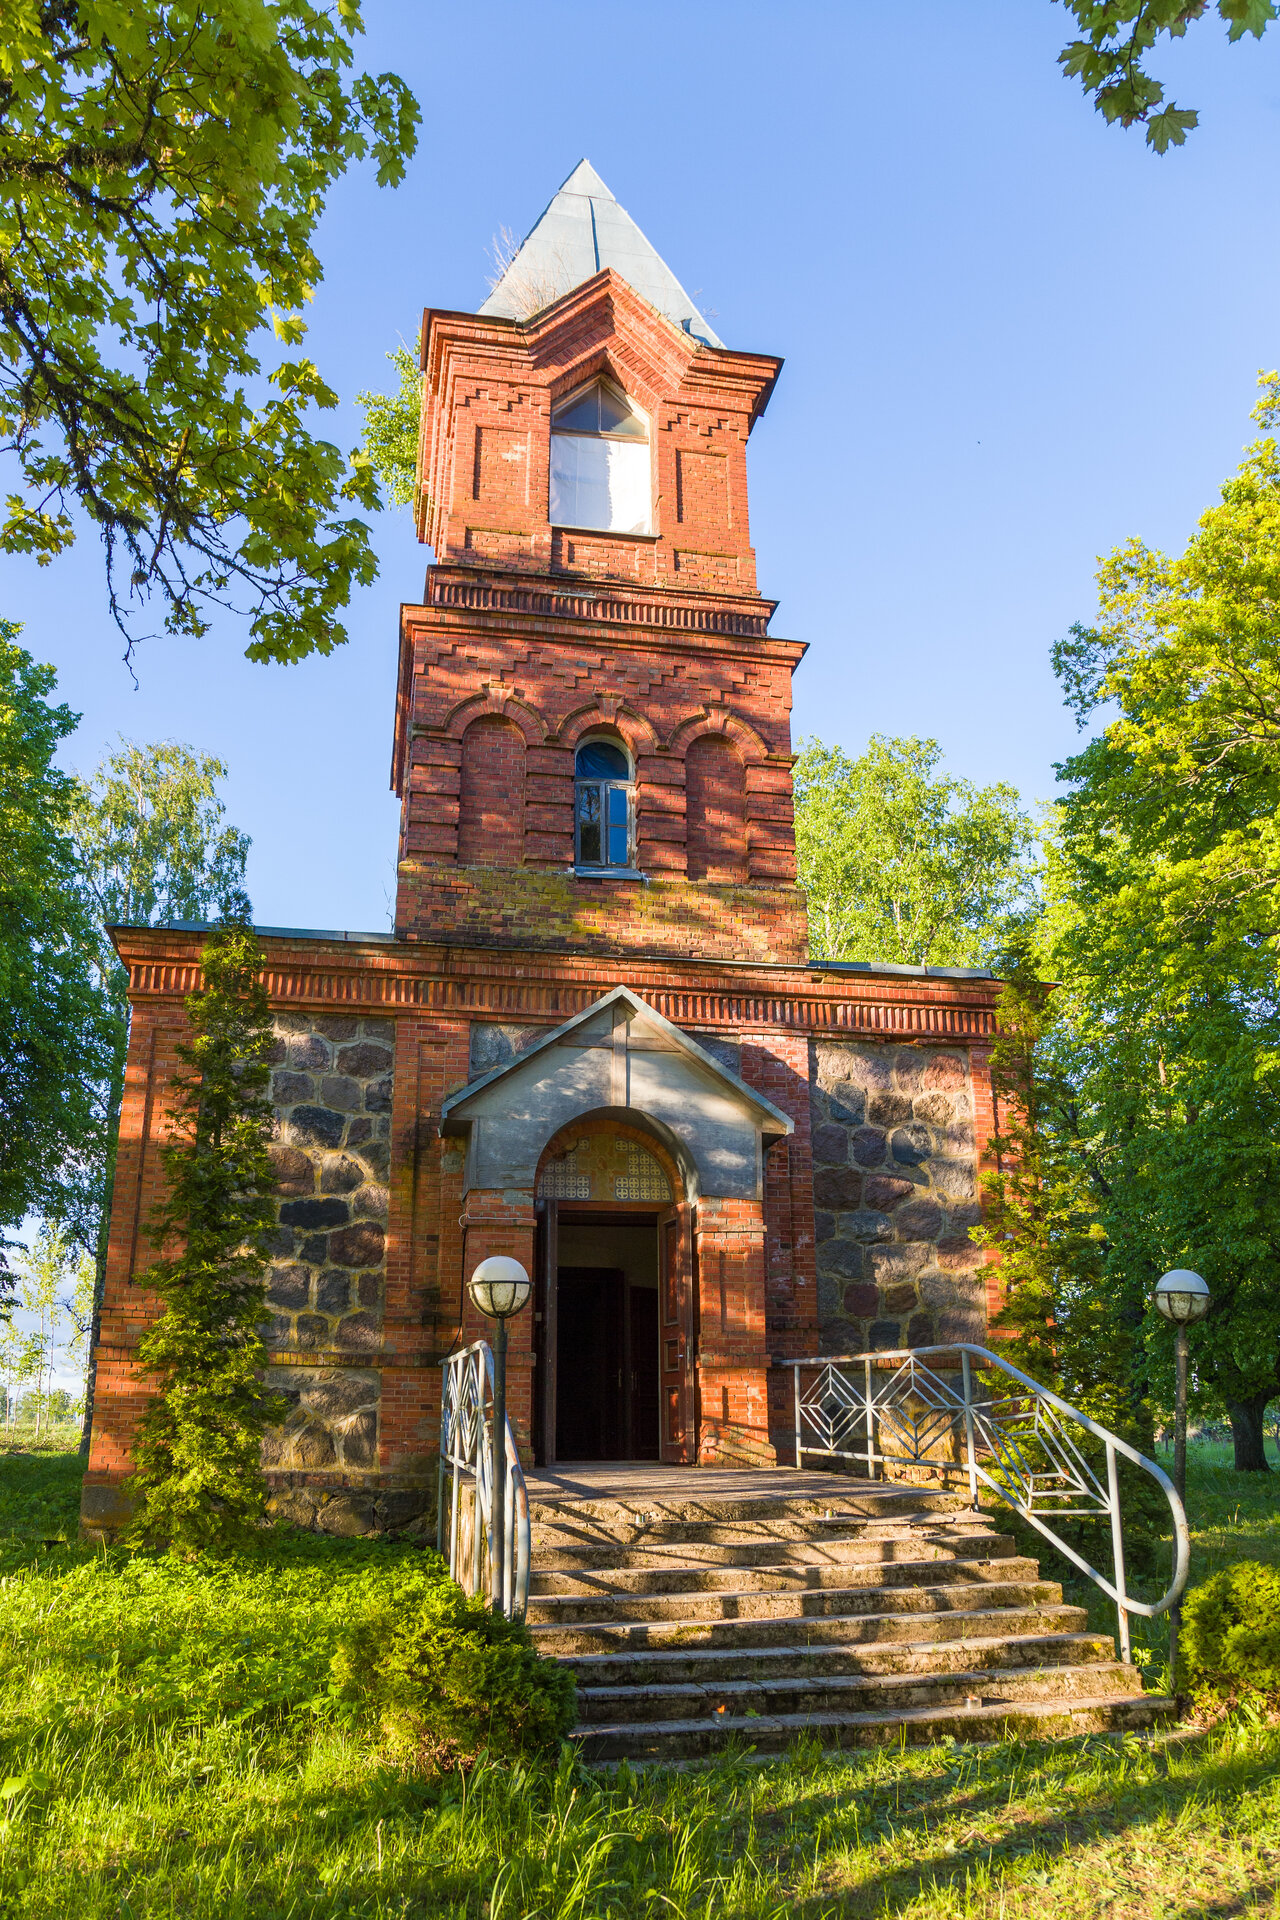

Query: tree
1023 378 1280 1468
71 740 251 1451
0 621 113 1287
357 345 421 511
12 1223 70 1437
793 734 1036 967
128 919 283 1552
1055 0 1276 152
1 2 419 661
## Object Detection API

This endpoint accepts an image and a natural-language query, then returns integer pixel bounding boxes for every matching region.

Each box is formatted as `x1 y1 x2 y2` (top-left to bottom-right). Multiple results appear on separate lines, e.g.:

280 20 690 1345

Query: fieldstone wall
469 1021 544 1075
809 1040 986 1355
264 1013 393 1354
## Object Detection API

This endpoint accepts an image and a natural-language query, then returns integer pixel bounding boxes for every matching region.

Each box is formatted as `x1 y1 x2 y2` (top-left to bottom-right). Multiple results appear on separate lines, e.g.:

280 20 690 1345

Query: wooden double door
535 1203 696 1465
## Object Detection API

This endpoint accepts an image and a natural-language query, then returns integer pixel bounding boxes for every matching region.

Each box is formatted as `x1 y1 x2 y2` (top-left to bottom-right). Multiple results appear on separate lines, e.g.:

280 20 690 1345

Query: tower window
550 380 652 535
575 738 634 869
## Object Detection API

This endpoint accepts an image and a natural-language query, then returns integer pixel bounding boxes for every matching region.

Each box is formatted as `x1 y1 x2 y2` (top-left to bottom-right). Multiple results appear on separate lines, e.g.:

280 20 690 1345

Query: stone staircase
524 1483 1175 1765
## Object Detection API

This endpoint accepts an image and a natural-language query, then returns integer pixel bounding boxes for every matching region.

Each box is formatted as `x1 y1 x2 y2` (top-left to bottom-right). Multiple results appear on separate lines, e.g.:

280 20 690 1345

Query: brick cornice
419 566 783 641
113 927 1003 1041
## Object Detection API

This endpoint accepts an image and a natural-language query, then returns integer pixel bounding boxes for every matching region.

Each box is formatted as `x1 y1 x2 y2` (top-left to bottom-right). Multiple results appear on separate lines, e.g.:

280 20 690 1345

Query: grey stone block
266 1265 310 1311
272 1071 314 1106
317 1495 377 1537
288 1106 346 1150
893 1197 944 1241
811 1123 849 1166
335 1310 380 1351
836 1208 893 1244
329 1222 384 1269
850 1128 887 1168
337 1042 394 1078
812 1166 863 1210
286 1035 331 1071
268 1146 314 1197
363 1075 393 1114
338 1408 378 1465
815 1239 864 1280
318 1075 360 1112
319 1153 364 1195
315 1270 352 1315
351 1183 389 1221
313 1016 360 1041
868 1241 931 1283
280 1197 349 1229
889 1124 932 1167
932 1158 978 1200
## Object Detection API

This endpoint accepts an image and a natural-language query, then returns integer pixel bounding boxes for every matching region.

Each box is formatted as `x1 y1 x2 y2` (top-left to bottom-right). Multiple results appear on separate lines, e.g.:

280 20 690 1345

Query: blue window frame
575 739 634 869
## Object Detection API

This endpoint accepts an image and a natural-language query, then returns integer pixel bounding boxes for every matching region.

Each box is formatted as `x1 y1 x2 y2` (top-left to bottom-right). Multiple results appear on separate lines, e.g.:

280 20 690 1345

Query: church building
81 164 1003 1538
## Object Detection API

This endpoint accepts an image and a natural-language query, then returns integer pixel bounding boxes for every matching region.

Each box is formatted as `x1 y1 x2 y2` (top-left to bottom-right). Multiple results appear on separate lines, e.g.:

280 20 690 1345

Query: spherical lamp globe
1154 1269 1211 1325
468 1256 532 1321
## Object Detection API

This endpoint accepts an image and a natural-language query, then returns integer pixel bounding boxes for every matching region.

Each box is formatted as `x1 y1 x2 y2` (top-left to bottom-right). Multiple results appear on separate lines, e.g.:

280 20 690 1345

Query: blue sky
6 0 1280 942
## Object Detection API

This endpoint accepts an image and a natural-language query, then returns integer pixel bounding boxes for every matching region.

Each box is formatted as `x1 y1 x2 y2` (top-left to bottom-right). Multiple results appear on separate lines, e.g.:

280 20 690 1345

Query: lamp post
467 1255 532 1612
1154 1267 1211 1692
1154 1268 1212 1505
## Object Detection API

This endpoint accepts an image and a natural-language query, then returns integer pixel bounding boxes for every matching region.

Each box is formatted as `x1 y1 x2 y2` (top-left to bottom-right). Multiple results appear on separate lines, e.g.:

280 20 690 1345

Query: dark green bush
332 1578 577 1775
1183 1561 1280 1694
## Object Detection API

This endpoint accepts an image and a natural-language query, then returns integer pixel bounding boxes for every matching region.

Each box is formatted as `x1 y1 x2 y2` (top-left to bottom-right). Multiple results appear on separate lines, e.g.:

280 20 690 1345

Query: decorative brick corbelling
115 929 1003 1043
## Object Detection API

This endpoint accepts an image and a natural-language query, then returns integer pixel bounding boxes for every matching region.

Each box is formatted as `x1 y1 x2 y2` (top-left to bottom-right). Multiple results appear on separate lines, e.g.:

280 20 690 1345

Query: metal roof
478 159 722 348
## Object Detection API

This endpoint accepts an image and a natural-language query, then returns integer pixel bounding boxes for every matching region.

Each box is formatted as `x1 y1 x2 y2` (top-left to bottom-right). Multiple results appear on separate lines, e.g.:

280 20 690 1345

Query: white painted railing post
961 1348 978 1509
1106 1440 1132 1664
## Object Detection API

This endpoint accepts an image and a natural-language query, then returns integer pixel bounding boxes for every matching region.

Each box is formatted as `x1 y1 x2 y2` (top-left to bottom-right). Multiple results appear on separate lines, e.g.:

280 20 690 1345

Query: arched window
575 737 634 870
550 379 651 535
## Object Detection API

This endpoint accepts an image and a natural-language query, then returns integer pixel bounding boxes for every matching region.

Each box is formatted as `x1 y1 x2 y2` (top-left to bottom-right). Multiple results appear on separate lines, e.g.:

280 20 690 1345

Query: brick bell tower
80 162 1004 1541
391 159 806 963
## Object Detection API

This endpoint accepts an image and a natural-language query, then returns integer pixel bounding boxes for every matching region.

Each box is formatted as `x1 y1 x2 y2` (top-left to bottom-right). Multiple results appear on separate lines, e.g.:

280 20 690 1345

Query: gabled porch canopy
441 987 793 1200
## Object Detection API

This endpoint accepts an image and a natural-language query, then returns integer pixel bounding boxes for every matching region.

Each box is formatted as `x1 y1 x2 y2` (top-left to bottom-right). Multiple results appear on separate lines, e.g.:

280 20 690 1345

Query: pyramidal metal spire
478 159 722 348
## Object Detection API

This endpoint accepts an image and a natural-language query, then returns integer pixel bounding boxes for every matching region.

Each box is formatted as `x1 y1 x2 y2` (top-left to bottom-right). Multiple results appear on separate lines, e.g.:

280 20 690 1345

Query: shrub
1183 1561 1280 1694
333 1578 577 1776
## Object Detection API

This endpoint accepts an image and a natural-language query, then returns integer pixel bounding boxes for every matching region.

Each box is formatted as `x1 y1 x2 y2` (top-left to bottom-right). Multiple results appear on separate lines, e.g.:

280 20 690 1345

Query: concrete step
529 1600 1089 1657
525 1574 1062 1627
529 1529 1017 1573
559 1629 1119 1689
574 1660 1140 1725
529 1506 980 1551
529 1552 1039 1598
571 1690 1175 1765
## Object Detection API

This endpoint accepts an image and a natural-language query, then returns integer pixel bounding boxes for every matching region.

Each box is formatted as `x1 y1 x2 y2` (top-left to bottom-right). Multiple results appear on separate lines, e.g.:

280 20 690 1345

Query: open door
534 1198 557 1466
658 1203 696 1463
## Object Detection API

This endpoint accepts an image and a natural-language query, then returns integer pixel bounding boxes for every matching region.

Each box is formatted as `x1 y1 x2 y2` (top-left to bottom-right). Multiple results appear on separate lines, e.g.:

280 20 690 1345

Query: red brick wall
685 733 747 883
458 715 526 867
416 272 779 596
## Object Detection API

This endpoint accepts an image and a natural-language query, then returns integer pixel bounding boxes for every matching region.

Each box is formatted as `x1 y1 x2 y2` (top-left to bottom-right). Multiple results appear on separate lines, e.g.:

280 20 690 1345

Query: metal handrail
437 1340 531 1621
786 1343 1190 1663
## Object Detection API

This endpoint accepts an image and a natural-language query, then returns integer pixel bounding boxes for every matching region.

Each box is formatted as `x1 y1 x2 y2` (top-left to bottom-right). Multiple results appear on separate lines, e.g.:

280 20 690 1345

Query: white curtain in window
549 434 651 534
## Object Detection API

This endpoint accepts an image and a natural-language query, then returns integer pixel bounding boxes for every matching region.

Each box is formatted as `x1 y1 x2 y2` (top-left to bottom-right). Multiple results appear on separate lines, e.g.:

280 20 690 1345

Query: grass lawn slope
0 1447 1277 1918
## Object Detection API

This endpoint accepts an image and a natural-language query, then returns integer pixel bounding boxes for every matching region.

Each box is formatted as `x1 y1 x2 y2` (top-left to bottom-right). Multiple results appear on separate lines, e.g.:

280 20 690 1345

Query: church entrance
554 1215 660 1460
533 1121 695 1467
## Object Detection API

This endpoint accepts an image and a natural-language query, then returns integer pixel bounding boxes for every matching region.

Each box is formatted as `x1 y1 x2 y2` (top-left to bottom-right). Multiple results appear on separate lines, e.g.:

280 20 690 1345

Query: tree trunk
1225 1391 1273 1471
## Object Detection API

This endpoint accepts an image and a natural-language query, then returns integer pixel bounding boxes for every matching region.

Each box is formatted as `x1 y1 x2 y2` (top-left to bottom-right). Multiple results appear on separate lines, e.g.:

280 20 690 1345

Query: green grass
0 1446 1277 1918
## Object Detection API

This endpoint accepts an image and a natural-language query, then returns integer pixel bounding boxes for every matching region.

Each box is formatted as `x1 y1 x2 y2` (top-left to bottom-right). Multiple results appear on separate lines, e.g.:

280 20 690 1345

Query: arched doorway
534 1116 692 1466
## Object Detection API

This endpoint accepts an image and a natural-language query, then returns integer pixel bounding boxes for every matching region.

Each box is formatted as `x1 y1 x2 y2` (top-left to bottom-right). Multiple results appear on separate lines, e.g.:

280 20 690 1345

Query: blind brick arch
686 733 748 883
458 715 526 867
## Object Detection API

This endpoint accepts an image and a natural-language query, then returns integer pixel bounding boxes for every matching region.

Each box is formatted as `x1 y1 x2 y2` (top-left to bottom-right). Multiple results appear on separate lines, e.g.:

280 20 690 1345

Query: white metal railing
437 1340 531 1620
786 1343 1190 1663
